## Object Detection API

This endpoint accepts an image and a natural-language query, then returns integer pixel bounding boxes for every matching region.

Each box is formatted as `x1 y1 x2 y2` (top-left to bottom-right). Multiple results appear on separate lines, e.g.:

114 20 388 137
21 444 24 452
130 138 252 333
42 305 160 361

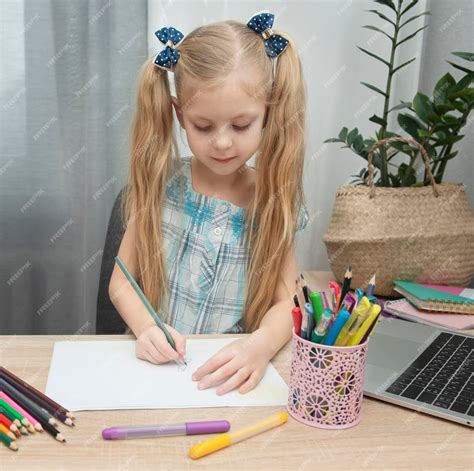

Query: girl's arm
109 220 186 363
108 221 156 337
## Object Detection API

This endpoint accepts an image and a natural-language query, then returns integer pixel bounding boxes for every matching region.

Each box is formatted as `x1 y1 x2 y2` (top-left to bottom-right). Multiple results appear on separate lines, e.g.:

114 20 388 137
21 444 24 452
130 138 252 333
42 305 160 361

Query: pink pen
0 391 41 432
102 420 230 440
328 282 341 312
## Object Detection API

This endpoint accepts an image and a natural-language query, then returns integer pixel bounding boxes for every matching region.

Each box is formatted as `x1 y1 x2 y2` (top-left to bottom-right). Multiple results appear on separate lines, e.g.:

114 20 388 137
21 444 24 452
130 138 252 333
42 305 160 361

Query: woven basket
323 136 474 297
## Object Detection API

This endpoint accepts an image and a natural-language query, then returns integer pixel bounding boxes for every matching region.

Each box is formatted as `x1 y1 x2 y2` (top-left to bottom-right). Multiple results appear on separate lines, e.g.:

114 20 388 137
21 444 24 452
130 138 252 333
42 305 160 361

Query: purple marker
102 420 230 440
321 291 330 310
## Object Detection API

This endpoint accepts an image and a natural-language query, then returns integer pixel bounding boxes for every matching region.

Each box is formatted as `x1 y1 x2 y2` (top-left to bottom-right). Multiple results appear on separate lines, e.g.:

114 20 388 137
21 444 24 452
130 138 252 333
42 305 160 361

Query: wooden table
1 272 473 469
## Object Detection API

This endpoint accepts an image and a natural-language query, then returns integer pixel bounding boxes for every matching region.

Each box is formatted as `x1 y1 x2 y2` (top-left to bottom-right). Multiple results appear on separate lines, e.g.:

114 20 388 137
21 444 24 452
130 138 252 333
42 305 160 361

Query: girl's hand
135 323 186 364
192 328 273 395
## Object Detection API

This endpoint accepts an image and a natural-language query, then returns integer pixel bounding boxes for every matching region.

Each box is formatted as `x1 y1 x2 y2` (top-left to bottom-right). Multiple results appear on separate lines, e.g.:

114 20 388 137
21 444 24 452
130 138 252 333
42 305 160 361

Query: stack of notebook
384 280 474 331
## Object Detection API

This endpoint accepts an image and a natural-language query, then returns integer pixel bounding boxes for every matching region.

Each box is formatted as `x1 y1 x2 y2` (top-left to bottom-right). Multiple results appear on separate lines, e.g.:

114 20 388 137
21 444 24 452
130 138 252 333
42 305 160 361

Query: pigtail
243 35 307 332
122 59 179 322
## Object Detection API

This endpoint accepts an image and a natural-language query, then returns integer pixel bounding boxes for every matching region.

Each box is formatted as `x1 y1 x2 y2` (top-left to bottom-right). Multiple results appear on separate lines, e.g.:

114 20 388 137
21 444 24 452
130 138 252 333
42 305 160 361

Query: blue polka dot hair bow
154 26 184 71
247 12 289 58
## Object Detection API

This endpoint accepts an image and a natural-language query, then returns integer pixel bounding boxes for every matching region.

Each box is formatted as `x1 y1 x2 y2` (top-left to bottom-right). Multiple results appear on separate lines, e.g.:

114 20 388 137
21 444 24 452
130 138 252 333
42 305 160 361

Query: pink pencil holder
287 329 369 429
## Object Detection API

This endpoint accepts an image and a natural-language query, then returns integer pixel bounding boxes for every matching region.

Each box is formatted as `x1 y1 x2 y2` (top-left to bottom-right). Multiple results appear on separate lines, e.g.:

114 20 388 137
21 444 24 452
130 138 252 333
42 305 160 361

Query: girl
109 12 309 396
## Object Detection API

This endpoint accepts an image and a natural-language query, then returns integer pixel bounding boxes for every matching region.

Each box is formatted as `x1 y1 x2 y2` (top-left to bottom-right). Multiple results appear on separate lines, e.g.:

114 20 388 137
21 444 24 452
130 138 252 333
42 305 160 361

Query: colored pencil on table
337 266 352 310
0 391 40 433
0 381 65 443
0 422 16 440
0 405 27 435
0 430 18 451
0 379 58 428
0 413 21 437
0 369 73 426
0 400 29 428
0 367 76 421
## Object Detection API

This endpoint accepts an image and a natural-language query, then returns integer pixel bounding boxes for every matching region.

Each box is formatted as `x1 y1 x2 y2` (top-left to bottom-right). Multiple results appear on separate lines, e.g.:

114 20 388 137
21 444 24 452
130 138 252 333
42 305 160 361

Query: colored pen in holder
287 328 369 429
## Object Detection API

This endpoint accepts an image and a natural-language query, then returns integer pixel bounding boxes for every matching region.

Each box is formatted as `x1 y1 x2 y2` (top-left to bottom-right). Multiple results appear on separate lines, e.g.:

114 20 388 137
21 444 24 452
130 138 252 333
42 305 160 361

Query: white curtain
0 0 148 334
148 0 473 272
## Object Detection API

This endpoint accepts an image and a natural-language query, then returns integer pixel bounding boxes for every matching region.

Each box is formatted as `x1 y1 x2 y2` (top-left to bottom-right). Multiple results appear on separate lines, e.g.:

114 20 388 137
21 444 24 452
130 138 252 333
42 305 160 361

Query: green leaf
361 81 388 97
400 0 420 17
400 12 430 29
433 73 456 105
391 57 417 75
413 93 435 124
452 52 474 62
399 163 417 186
389 173 401 187
397 113 426 138
323 138 342 143
362 25 393 41
433 134 465 145
387 101 413 113
395 25 429 49
417 129 431 139
452 100 468 112
440 114 460 125
364 138 377 147
357 46 391 67
445 151 459 160
347 128 359 146
450 88 474 102
448 73 474 96
434 104 455 114
365 9 396 27
427 111 442 123
374 0 397 12
368 114 387 126
353 134 365 153
338 127 349 141
446 61 473 74
387 140 408 153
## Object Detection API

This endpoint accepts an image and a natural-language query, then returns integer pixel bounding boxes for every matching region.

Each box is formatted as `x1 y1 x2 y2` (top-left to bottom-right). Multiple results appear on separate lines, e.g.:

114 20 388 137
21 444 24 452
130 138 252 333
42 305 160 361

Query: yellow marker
188 412 288 459
346 303 381 346
334 296 371 346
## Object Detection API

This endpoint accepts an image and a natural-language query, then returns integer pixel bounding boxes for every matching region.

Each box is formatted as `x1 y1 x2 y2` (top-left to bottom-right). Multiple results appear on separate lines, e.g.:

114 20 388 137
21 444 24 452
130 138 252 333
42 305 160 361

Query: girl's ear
171 96 186 129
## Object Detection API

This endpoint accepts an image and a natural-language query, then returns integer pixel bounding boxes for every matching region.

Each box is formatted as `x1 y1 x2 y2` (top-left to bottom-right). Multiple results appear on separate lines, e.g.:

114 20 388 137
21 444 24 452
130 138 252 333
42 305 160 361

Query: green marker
310 291 324 327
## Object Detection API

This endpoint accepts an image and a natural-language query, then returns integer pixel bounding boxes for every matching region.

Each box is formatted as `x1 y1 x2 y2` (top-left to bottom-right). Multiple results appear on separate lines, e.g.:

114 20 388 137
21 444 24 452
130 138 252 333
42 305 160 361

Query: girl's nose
210 128 233 151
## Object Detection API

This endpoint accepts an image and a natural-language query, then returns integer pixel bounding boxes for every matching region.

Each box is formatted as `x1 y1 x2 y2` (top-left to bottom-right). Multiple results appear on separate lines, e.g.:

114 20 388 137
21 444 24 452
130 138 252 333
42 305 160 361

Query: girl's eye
193 123 251 133
233 124 251 132
194 125 212 132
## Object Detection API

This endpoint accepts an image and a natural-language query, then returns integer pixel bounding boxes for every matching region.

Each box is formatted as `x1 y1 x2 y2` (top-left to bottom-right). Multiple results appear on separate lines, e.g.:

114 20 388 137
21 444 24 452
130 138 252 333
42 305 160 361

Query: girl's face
172 69 267 177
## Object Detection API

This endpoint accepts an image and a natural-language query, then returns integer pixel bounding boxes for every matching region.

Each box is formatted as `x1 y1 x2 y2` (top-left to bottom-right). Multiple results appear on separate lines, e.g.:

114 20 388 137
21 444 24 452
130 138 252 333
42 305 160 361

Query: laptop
364 316 474 427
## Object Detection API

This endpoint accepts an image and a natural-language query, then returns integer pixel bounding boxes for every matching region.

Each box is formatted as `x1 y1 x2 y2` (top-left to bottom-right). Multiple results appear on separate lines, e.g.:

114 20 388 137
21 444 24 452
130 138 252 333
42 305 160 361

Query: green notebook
393 280 474 315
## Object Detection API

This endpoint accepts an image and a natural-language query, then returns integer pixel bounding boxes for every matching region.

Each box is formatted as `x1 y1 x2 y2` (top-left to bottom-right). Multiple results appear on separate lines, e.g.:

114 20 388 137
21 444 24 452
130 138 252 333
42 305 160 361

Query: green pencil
0 400 28 427
115 255 186 367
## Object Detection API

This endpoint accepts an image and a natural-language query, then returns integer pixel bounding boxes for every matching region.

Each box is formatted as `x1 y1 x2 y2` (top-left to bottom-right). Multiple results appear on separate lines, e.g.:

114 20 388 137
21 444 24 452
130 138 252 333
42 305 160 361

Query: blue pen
323 309 350 346
300 305 309 340
305 303 315 341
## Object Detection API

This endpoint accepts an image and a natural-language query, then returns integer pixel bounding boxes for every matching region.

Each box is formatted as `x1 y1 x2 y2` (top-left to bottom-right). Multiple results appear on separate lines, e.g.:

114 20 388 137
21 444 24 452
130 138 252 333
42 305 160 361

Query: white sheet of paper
45 339 288 411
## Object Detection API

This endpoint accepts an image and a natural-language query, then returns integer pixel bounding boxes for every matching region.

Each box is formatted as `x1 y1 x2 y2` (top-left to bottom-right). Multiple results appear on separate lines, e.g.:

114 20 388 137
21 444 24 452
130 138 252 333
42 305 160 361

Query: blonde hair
122 20 307 332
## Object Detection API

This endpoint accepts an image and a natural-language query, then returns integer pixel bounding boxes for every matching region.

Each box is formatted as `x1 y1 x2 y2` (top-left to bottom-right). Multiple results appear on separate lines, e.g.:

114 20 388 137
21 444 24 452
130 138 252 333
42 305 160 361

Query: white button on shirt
213 227 222 236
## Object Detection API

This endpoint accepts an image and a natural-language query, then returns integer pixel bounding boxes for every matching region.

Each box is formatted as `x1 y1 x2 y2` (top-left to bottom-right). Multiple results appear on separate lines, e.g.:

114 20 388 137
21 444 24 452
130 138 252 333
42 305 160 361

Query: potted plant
322 0 474 296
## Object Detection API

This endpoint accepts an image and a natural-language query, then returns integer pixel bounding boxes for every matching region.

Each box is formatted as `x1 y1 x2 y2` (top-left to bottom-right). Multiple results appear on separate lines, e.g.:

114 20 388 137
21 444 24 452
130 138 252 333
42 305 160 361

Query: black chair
96 188 128 334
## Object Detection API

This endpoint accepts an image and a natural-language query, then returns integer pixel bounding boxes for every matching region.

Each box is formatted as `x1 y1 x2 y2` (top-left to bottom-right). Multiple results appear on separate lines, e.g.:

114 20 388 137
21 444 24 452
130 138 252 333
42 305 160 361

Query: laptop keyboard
386 332 474 416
